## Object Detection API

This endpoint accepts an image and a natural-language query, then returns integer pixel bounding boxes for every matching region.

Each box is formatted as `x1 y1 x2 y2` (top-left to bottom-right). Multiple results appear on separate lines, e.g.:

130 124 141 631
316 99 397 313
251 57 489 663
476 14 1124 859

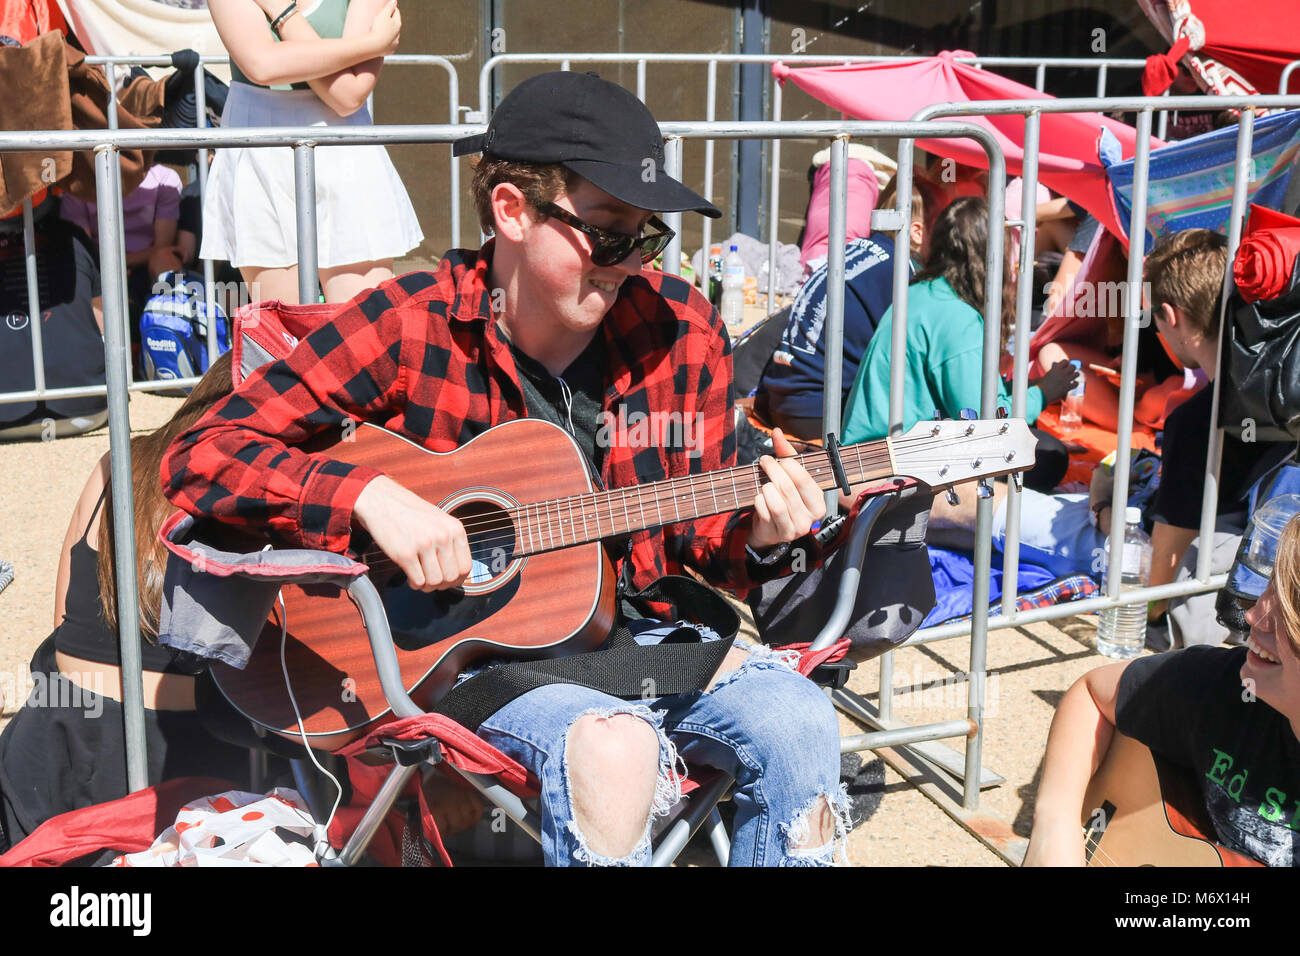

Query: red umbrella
773 51 1163 240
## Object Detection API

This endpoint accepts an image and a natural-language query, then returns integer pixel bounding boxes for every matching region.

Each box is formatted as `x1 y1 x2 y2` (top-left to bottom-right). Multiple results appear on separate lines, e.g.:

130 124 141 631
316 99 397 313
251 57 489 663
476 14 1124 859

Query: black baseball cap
454 71 721 219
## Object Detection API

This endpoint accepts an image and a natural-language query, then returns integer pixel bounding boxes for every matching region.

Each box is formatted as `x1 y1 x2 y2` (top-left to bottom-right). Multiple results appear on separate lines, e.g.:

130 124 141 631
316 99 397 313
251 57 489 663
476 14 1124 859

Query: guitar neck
510 438 897 556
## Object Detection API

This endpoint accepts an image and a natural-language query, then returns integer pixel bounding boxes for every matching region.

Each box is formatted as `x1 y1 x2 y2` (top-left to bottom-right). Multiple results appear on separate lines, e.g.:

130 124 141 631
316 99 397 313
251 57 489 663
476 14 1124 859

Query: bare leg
566 713 661 858
240 265 301 306
319 258 396 304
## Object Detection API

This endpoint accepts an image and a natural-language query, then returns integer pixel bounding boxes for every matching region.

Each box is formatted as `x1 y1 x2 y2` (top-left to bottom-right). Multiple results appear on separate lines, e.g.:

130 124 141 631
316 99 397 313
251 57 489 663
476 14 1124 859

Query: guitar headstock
891 418 1037 486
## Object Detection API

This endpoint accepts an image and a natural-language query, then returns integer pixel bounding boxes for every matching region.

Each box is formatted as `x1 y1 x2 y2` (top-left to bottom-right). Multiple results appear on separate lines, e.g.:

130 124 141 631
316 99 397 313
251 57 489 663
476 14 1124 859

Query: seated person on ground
60 162 184 363
0 354 249 852
929 230 1291 648
160 71 849 867
0 193 107 439
1033 230 1192 433
756 179 927 439
1042 208 1100 320
1023 511 1300 867
842 196 1078 493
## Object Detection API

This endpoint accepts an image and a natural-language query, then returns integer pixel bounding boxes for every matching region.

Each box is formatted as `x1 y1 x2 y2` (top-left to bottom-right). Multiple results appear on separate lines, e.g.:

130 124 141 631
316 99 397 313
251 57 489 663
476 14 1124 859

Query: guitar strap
432 576 740 732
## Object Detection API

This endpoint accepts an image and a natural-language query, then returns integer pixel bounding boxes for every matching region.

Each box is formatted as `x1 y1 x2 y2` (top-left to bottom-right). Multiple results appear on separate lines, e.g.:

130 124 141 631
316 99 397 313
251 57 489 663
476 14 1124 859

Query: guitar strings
439 430 1001 539
1081 825 1119 867
494 433 1007 542
359 433 1023 567
358 430 1025 567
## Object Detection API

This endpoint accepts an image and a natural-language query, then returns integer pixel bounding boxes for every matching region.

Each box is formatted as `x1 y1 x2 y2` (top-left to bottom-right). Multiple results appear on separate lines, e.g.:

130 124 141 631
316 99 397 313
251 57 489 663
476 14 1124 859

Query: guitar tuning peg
976 478 993 500
996 406 1009 419
945 485 960 507
1011 471 1024 491
959 408 977 421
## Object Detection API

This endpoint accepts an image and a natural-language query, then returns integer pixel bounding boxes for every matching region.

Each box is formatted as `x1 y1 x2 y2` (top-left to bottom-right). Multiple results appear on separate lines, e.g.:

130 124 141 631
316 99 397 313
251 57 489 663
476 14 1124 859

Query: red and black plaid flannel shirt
162 243 784 596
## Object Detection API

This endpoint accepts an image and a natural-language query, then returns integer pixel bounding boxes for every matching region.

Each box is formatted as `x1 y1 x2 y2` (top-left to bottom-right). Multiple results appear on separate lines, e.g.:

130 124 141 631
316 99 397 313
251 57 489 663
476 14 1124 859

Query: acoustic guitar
213 416 1036 749
1081 731 1264 866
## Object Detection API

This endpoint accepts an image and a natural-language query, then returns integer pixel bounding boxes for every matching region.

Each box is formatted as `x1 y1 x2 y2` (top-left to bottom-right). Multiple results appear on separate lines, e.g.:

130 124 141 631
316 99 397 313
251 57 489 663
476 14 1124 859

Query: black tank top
52 489 187 673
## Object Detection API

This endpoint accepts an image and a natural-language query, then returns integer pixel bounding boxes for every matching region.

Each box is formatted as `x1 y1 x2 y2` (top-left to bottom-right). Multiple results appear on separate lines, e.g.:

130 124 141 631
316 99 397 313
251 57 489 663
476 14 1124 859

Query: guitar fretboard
508 439 896 556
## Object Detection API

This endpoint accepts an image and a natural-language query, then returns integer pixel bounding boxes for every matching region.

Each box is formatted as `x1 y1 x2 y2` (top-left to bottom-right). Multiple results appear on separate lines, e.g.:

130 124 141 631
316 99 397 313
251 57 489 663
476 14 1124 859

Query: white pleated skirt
201 83 424 270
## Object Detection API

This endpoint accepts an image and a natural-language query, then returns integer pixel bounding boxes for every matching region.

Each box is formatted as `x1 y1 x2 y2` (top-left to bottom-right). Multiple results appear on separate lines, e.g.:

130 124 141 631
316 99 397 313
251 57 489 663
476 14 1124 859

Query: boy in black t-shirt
1025 513 1300 867
1091 230 1290 646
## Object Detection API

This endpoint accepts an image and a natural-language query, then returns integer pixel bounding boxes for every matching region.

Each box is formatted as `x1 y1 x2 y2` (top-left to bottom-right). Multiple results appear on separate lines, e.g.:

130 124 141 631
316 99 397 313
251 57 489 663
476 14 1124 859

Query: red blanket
1234 203 1300 303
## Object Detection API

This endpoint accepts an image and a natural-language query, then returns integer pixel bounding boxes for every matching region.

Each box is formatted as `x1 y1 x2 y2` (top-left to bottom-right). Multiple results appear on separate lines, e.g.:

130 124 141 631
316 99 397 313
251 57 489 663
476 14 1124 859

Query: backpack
139 271 230 385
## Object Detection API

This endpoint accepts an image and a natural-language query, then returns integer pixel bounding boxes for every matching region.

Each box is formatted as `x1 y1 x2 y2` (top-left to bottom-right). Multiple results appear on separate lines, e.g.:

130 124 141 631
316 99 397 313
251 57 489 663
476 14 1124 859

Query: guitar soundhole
447 497 521 594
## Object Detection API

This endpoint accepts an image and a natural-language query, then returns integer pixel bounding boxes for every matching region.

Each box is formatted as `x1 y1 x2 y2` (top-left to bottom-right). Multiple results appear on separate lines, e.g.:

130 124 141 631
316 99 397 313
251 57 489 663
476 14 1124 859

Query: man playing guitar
163 71 850 865
1025 512 1300 867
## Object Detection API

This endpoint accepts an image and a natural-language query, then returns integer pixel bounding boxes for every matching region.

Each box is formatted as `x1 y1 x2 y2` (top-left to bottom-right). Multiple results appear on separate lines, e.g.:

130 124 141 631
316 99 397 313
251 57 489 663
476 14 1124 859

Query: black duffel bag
1221 254 1300 442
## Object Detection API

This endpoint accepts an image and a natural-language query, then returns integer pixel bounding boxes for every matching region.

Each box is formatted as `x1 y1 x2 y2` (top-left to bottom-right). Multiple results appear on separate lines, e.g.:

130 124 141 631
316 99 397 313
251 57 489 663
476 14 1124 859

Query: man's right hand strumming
354 475 472 591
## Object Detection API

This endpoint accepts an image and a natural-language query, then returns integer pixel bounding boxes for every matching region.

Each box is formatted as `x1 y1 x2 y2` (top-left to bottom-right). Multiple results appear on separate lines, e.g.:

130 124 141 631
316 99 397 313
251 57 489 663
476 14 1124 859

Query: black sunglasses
535 201 676 267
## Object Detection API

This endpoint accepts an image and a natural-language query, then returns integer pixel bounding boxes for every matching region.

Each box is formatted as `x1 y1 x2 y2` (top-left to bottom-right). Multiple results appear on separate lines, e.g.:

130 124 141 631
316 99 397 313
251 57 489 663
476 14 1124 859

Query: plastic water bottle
1096 507 1152 659
1059 358 1085 433
720 244 746 331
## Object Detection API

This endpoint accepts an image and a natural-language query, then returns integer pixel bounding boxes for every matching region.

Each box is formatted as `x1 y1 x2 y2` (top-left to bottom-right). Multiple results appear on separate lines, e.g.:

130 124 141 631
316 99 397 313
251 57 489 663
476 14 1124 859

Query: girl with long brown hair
841 196 1078 492
0 354 249 851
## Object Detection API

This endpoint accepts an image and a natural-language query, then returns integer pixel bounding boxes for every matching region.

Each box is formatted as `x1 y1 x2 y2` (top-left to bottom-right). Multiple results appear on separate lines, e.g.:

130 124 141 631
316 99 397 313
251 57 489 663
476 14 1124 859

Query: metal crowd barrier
1281 60 1300 95
0 117 1006 824
14 79 1298 843
838 95 1300 833
2 52 461 409
478 52 1149 304
903 94 1300 637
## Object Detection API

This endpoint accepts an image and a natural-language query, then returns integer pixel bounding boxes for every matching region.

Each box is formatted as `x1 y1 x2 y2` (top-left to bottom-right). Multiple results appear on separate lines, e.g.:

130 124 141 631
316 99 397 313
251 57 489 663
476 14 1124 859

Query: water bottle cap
710 245 722 254
729 244 738 252
1125 506 1142 525
1069 359 1082 370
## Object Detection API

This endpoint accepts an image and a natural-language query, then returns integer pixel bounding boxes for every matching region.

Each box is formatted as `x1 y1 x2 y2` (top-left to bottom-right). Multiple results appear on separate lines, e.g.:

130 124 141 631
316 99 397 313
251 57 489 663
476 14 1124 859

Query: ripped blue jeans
472 622 848 866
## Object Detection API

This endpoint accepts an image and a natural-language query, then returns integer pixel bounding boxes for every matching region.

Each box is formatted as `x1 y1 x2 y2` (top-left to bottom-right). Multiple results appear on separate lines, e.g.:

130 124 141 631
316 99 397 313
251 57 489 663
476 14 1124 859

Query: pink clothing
60 164 182 253
1003 176 1053 271
799 158 879 272
773 53 1162 244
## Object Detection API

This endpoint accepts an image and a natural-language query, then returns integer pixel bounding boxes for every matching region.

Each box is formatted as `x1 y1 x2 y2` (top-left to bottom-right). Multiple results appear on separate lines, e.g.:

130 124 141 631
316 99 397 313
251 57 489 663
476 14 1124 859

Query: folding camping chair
148 475 906 868
149 488 899 868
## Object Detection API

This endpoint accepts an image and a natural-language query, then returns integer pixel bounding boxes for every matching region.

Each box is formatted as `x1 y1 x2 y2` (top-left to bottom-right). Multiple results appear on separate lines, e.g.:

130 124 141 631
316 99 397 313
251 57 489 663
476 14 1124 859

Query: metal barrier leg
93 145 149 793
294 142 320 304
21 198 45 396
878 651 893 722
832 687 1003 789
